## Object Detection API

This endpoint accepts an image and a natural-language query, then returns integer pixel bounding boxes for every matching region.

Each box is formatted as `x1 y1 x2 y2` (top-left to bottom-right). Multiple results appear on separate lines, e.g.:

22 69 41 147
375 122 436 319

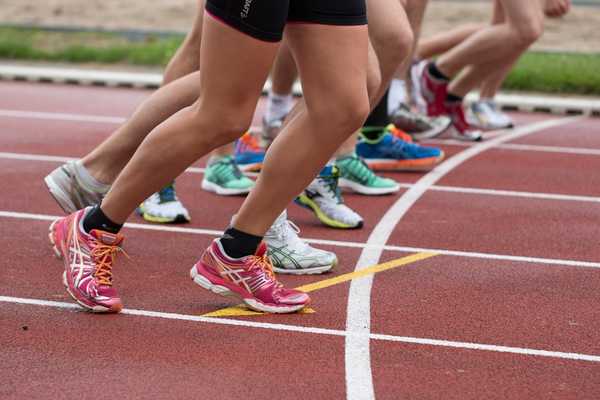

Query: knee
313 90 370 135
189 102 253 146
371 24 414 69
509 18 544 48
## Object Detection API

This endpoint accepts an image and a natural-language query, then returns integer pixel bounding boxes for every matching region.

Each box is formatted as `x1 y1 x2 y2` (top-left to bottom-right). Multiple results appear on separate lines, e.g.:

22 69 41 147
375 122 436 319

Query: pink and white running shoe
49 208 125 313
191 240 310 313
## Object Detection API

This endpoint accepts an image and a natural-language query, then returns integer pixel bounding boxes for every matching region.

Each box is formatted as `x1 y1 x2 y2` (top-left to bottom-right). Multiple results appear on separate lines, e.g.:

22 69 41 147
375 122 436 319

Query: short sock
220 227 263 259
428 62 450 82
75 161 110 194
361 126 386 142
446 93 463 103
82 205 123 234
387 79 407 115
265 91 293 124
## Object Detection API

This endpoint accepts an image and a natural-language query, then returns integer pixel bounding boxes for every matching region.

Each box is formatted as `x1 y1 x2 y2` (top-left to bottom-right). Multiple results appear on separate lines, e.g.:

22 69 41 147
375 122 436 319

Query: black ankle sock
361 126 386 141
220 227 263 259
83 205 123 234
428 62 449 81
445 93 463 103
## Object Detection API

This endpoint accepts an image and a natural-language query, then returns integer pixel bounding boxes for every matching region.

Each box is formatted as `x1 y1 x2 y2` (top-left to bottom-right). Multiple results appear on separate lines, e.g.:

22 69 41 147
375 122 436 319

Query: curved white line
344 116 583 400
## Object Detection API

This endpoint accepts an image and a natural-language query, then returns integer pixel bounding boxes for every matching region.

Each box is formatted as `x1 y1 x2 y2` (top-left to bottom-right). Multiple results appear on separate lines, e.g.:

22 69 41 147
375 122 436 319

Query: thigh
498 0 544 27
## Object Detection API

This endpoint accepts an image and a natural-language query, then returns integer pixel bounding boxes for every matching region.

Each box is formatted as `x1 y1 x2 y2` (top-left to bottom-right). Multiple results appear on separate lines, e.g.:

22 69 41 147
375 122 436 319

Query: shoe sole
273 257 337 275
201 179 252 196
410 118 452 141
190 264 308 314
450 127 483 142
49 219 122 313
364 152 445 172
137 211 190 224
338 178 400 196
44 173 78 214
294 196 363 229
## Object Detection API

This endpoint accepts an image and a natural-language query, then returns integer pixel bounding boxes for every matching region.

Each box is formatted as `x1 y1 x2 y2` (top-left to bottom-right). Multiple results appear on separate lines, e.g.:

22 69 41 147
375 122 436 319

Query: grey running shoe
265 211 337 275
44 161 107 213
390 103 451 140
468 99 514 130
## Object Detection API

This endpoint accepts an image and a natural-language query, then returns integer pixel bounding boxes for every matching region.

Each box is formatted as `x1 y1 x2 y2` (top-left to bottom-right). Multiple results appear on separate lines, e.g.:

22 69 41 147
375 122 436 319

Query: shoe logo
240 0 253 18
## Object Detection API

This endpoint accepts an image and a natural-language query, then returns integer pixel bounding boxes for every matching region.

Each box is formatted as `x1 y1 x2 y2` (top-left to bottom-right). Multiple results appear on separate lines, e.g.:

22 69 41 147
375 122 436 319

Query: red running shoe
49 208 125 313
191 240 310 313
445 101 483 142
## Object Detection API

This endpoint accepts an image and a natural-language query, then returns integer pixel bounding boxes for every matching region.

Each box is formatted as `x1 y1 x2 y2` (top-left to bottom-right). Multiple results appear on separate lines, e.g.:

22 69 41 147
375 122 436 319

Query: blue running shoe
356 125 444 171
234 132 265 173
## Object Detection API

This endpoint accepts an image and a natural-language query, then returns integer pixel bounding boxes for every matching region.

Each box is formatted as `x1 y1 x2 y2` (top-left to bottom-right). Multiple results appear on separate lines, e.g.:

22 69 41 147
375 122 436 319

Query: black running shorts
205 0 367 42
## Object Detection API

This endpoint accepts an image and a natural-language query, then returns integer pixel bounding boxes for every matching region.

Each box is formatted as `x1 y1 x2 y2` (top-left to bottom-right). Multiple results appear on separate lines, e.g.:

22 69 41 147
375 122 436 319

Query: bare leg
234 24 370 236
415 24 483 60
436 0 544 78
100 16 279 224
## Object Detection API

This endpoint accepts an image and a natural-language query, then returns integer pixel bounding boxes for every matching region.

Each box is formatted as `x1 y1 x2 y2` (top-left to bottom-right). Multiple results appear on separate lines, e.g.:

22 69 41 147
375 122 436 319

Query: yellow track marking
202 252 437 317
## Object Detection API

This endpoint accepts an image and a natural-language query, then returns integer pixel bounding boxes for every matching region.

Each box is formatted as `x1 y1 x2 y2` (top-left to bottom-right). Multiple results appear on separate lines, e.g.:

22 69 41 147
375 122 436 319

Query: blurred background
0 0 598 95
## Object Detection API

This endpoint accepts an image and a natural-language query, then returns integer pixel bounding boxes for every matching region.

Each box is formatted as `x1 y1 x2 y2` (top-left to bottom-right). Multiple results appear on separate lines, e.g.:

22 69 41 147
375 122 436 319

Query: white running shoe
137 183 191 224
295 166 364 229
265 211 337 275
468 99 514 130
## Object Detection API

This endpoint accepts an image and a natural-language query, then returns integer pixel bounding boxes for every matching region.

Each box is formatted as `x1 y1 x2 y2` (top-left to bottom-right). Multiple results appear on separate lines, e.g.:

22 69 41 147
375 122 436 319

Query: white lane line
4 151 600 204
0 109 127 124
2 295 599 363
426 138 600 157
0 152 206 174
2 108 599 157
2 209 600 269
344 116 583 400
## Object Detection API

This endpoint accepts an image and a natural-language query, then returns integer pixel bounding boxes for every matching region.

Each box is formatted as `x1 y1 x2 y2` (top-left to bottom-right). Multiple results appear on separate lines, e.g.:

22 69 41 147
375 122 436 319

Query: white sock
387 79 407 115
74 161 110 193
265 91 293 124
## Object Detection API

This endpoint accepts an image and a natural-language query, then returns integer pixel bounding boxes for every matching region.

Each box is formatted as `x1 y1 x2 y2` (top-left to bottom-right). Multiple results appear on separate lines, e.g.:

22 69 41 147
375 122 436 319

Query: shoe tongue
90 230 123 246
255 242 268 257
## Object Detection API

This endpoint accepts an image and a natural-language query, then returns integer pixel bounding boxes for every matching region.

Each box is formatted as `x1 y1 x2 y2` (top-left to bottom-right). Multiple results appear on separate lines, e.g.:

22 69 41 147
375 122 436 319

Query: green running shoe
336 153 400 195
201 156 255 196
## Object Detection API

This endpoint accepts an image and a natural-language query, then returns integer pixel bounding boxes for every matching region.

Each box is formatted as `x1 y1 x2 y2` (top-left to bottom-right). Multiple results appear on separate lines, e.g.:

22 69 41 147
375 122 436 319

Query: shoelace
318 171 344 204
158 183 177 203
342 155 377 185
215 157 244 180
239 132 263 152
91 241 127 286
247 252 281 288
387 124 414 143
279 219 310 253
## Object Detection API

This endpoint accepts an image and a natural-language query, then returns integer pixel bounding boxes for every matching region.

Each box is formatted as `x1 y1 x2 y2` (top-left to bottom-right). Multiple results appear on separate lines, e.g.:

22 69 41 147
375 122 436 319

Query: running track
1 81 600 399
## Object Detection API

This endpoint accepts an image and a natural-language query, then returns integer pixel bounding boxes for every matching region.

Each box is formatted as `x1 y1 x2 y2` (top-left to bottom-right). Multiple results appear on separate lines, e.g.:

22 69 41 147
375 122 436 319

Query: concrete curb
1 63 598 116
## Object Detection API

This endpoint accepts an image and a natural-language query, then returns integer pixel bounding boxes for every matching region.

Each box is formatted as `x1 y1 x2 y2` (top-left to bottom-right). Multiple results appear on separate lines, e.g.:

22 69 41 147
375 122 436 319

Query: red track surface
1 81 600 399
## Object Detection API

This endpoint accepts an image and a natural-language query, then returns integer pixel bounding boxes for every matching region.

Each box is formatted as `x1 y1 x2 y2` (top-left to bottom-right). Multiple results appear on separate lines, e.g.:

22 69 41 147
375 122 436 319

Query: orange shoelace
248 253 279 285
387 124 414 143
91 243 127 286
239 132 262 151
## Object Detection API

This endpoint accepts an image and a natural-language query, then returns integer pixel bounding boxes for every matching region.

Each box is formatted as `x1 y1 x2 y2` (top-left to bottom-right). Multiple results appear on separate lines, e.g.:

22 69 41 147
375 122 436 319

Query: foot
234 132 265 173
445 101 484 142
201 156 255 196
336 153 400 195
356 125 445 171
412 61 448 117
44 161 107 213
468 99 514 131
295 166 363 229
390 103 451 140
190 240 310 313
49 208 125 313
265 211 337 275
137 183 191 224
